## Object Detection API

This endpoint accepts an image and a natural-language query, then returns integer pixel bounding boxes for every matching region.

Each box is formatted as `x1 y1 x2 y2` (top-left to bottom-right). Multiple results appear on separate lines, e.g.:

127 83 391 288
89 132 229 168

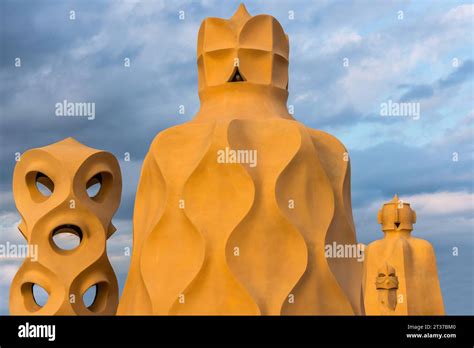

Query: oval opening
35 172 54 197
52 224 83 251
83 285 98 309
86 173 103 199
32 284 49 307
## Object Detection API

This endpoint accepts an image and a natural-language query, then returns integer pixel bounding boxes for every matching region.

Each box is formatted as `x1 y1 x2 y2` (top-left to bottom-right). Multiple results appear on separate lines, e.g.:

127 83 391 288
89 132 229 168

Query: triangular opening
394 222 400 228
229 67 246 82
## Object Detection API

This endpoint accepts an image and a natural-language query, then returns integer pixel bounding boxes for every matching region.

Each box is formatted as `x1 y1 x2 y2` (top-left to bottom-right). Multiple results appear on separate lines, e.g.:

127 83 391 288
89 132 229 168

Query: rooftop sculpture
118 4 363 315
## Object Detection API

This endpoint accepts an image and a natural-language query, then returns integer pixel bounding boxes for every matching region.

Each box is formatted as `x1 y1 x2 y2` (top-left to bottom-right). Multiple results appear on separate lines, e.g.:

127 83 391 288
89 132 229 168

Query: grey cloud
399 84 434 102
438 59 473 89
350 140 473 208
397 60 473 102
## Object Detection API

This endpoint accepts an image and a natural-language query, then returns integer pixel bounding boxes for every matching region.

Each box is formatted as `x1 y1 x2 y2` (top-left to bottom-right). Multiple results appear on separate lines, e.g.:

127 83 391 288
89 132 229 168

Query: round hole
35 172 54 197
86 173 103 199
52 224 83 251
32 284 49 307
83 285 98 309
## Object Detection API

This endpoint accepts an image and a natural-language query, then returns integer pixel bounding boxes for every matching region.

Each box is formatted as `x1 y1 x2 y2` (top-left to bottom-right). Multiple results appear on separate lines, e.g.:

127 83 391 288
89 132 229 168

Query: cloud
398 59 473 102
438 59 474 89
298 27 362 56
115 159 142 220
107 219 133 282
0 261 18 282
359 191 474 218
441 4 474 23
0 212 22 244
350 138 473 207
404 191 474 216
0 261 21 313
399 84 434 102
0 211 24 313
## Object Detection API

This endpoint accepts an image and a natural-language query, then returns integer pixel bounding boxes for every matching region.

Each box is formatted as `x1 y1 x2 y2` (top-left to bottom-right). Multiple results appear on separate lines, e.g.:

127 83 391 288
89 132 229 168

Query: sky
0 0 473 315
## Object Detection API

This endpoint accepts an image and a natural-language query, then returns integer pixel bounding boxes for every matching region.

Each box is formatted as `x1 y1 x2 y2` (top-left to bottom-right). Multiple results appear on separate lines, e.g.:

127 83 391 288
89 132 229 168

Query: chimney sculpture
10 138 121 315
363 195 444 315
119 4 363 315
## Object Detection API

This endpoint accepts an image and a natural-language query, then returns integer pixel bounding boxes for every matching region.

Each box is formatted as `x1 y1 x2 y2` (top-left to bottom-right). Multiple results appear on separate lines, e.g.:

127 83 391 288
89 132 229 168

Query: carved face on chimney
375 263 399 290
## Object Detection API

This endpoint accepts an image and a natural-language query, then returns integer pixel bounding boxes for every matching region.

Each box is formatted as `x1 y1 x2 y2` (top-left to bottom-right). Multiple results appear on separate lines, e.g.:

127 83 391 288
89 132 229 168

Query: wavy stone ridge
119 118 362 315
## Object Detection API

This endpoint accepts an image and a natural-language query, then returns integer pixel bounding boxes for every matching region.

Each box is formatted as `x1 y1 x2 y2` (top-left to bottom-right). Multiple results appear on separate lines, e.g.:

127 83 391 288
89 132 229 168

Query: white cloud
0 190 15 211
320 27 362 55
107 218 133 275
441 4 474 23
404 191 474 216
0 262 22 314
353 191 474 244
0 212 22 244
71 32 109 59
338 5 472 115
360 191 474 217
0 262 20 286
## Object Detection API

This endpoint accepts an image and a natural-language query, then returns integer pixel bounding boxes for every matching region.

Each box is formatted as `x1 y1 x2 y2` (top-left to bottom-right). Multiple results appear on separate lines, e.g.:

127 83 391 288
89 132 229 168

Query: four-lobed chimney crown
377 194 417 232
197 4 289 92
